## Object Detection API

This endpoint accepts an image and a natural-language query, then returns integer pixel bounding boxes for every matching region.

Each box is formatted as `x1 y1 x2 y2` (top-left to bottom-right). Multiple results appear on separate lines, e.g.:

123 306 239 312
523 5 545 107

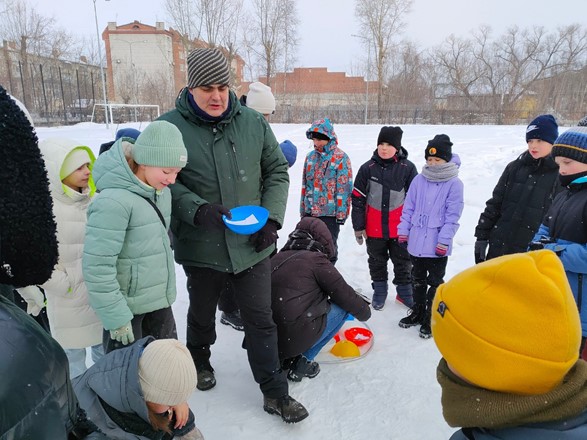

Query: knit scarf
187 89 231 122
437 358 587 429
421 162 459 182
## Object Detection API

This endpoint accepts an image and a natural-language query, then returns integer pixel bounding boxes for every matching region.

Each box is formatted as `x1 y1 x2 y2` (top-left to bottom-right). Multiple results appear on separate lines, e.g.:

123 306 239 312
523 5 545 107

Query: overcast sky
35 0 584 74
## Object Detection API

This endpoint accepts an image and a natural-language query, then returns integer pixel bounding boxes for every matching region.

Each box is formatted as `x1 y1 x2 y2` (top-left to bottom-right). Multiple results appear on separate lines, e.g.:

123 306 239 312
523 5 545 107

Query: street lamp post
93 0 109 128
351 34 371 125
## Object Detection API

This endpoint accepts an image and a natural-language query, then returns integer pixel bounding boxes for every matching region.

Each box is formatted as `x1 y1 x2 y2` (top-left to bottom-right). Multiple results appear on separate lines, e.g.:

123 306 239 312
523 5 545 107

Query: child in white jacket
18 138 103 377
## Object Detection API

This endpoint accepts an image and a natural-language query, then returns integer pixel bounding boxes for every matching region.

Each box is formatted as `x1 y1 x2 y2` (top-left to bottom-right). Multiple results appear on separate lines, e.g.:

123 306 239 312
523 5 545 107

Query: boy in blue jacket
530 126 587 355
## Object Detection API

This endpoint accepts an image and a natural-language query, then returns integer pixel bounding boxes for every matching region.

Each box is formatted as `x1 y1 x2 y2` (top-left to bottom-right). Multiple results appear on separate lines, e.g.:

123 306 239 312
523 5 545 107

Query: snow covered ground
36 121 561 440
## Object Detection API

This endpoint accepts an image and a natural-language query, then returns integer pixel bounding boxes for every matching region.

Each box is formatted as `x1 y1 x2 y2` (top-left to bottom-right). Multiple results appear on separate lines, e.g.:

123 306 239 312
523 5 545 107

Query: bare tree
384 42 431 113
165 0 243 48
164 0 202 48
355 0 413 116
434 24 587 123
243 0 298 86
433 34 483 102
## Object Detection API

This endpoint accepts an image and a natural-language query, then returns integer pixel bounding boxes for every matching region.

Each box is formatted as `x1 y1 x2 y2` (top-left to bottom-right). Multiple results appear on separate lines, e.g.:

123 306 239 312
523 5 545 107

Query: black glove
474 240 489 264
194 204 231 230
249 220 279 253
528 241 545 251
528 236 555 251
70 406 108 439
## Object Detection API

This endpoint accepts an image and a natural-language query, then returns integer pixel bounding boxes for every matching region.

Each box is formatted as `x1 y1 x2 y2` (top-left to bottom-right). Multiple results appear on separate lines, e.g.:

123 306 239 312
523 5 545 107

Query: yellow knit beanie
432 250 581 395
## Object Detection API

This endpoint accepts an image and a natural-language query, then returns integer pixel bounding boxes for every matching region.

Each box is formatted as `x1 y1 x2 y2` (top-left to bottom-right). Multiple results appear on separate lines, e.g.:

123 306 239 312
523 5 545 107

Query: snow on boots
263 395 309 423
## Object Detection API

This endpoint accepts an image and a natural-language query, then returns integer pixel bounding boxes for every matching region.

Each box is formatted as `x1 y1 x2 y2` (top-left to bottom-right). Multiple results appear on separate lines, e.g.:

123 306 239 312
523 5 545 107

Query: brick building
242 68 378 123
103 21 245 110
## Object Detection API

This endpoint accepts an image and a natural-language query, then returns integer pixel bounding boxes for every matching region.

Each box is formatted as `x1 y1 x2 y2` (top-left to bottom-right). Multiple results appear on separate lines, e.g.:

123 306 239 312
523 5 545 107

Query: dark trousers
184 258 288 398
411 256 448 289
103 306 177 353
218 284 238 314
366 238 412 285
317 216 340 265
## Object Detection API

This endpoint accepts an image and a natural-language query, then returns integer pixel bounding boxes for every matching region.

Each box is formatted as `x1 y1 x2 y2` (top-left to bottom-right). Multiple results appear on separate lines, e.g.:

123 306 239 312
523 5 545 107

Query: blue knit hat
551 127 587 164
116 128 141 141
526 114 558 144
279 140 297 167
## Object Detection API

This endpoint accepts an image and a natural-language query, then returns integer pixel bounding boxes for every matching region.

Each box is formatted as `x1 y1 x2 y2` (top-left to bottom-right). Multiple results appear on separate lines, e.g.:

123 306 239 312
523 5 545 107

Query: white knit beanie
138 339 197 405
60 147 92 180
246 82 275 115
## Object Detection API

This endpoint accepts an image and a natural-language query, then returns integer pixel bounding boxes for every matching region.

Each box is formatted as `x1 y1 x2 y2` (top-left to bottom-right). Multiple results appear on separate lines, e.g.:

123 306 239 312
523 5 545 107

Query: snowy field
35 120 563 440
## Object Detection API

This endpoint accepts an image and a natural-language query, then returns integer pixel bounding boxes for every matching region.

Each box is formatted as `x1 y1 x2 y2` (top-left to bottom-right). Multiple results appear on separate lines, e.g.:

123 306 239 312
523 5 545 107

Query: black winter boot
220 309 245 331
195 362 216 391
398 304 425 328
371 280 388 310
263 395 309 423
398 283 426 328
287 355 320 382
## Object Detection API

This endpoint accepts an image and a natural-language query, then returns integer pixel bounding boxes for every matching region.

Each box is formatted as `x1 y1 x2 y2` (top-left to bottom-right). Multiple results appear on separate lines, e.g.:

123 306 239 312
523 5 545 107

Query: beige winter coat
24 138 102 348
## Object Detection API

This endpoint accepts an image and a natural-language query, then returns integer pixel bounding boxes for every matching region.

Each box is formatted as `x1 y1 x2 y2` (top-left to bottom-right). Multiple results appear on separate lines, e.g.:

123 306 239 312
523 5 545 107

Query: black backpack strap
142 197 166 228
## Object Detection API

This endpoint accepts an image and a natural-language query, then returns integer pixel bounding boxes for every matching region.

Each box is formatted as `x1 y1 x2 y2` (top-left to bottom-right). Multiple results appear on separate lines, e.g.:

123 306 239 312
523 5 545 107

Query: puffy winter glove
435 243 449 257
17 285 45 316
354 230 367 245
109 322 135 345
249 219 279 253
194 203 231 230
474 240 488 264
398 235 408 249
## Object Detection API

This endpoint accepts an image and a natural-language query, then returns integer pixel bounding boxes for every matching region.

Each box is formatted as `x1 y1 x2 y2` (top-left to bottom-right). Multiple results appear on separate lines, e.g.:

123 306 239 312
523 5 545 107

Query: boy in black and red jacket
351 126 417 310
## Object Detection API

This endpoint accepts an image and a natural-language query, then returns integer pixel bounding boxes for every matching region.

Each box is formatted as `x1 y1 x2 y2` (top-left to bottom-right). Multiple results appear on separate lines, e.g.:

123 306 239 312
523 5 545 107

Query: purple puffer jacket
398 154 464 258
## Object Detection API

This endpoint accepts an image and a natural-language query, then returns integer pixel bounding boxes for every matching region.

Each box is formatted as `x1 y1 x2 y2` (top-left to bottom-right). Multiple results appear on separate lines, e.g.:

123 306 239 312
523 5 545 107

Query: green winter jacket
159 88 289 274
82 139 176 331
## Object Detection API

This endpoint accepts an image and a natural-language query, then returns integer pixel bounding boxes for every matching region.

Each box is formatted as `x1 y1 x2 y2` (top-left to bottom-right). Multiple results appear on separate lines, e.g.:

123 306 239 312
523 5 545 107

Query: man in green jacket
159 48 308 424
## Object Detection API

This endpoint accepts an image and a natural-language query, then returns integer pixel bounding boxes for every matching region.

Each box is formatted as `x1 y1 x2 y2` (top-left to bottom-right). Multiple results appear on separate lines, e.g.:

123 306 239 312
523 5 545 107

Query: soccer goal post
91 103 160 124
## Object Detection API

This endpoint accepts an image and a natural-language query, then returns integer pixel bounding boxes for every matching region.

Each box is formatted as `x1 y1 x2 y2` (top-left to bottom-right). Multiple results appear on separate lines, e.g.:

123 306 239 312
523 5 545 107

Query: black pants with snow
317 216 340 265
103 306 177 354
184 257 288 399
366 237 412 285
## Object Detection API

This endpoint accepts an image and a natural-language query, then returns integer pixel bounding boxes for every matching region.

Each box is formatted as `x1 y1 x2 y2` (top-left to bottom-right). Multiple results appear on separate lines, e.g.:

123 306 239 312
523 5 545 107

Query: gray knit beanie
187 48 230 88
132 121 187 168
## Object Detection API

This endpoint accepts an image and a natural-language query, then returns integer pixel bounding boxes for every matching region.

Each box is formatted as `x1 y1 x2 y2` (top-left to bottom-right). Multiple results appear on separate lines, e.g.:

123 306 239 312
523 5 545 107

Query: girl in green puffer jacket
83 121 188 353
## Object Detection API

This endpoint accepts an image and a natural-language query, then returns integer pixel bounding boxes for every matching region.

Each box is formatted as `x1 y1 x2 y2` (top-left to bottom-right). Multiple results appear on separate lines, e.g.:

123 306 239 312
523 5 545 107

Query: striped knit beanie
551 126 587 164
187 48 230 88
